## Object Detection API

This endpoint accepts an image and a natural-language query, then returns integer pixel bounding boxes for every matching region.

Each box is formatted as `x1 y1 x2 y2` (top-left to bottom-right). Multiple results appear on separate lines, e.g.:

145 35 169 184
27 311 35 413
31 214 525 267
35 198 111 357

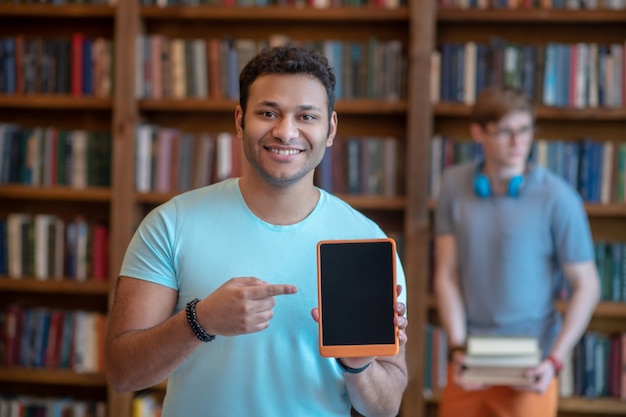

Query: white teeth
269 148 300 155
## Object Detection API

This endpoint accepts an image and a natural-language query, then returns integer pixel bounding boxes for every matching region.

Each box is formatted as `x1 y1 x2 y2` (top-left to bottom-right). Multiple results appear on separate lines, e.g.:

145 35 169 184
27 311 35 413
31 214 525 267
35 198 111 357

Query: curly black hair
238 45 336 123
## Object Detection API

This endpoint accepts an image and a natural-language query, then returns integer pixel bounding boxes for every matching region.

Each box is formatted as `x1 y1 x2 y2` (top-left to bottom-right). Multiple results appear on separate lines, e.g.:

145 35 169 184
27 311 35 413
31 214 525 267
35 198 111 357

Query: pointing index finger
255 284 298 299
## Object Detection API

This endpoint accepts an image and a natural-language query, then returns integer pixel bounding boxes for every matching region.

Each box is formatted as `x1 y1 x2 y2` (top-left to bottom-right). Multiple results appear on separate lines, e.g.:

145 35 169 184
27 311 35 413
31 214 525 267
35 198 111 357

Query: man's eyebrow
255 101 321 112
298 104 322 112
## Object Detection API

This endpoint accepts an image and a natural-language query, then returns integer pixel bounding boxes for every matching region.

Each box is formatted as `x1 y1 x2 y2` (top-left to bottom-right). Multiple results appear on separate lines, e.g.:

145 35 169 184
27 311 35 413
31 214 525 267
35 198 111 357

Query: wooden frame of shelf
434 102 626 121
0 276 109 295
0 4 115 18
0 95 113 110
140 5 409 21
438 8 626 23
139 98 408 114
0 185 111 202
0 367 106 387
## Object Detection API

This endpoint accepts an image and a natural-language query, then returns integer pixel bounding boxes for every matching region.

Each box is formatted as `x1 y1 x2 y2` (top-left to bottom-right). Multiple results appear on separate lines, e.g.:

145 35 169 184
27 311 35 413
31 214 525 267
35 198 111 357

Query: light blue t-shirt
120 178 407 417
435 161 594 357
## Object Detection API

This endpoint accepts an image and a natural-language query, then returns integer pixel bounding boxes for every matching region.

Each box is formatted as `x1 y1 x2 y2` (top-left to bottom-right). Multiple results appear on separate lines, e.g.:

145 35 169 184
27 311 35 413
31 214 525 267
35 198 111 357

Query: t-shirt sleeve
551 188 595 264
119 201 179 290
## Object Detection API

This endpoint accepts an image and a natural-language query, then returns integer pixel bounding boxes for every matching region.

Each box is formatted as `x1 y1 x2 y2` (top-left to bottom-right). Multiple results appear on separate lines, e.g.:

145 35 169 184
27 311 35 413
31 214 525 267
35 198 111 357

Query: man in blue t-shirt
105 45 408 417
435 85 600 417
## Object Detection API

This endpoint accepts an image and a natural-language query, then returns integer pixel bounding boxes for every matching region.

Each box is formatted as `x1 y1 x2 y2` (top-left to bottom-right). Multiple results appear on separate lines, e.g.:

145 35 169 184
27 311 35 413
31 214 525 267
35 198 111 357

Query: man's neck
238 176 320 225
482 161 526 195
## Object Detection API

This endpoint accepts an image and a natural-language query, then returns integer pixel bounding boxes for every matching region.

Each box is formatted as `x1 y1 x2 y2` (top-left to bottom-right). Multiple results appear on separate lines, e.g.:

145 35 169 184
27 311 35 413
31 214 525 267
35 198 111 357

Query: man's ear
235 105 244 137
469 122 485 145
326 111 338 147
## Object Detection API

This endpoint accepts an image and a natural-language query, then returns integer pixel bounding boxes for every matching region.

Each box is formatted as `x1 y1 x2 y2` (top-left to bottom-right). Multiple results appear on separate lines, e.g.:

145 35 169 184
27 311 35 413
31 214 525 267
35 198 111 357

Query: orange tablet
316 238 399 358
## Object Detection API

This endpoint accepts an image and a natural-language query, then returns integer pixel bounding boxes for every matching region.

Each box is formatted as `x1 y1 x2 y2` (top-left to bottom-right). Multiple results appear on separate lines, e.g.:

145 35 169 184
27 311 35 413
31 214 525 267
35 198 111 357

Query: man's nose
272 117 298 142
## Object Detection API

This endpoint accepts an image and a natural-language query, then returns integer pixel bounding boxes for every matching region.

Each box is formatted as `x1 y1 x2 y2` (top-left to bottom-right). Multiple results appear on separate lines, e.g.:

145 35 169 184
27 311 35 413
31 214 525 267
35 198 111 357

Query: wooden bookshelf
0 3 119 415
423 3 626 417
124 2 424 417
2 2 624 417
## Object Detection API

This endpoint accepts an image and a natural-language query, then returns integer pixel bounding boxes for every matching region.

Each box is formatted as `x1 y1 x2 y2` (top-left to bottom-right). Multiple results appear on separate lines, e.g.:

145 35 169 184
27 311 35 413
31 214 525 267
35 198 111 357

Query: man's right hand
451 350 489 391
195 277 297 336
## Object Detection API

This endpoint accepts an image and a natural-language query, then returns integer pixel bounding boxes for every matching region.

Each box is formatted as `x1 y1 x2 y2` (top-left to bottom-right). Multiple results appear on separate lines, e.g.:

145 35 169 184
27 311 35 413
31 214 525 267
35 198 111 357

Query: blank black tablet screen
319 240 395 346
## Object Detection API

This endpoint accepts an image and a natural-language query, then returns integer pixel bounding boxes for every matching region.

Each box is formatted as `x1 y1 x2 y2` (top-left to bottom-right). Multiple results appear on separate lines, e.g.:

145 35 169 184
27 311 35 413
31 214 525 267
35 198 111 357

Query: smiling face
235 74 337 188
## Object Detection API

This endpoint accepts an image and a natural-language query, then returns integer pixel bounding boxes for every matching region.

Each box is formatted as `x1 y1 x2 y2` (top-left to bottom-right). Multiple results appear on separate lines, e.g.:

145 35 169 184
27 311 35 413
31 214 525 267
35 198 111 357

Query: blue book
589 141 603 203
597 45 608 106
453 44 464 102
610 242 622 302
316 146 334 194
543 43 558 106
577 138 593 201
440 44 454 102
563 141 580 191
82 38 93 96
3 38 16 94
475 44 488 96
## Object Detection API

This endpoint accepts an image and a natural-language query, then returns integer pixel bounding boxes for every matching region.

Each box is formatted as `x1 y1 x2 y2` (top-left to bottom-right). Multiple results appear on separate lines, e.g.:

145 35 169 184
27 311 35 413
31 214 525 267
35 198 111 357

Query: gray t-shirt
435 161 594 356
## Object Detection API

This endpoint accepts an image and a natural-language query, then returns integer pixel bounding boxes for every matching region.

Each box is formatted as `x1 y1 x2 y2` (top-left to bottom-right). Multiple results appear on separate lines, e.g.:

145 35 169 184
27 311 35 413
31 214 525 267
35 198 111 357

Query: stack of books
461 336 541 386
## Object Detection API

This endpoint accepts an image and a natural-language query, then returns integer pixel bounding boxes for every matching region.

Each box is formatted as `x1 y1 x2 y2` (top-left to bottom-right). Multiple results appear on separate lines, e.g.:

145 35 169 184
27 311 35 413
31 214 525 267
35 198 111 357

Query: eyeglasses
489 125 536 141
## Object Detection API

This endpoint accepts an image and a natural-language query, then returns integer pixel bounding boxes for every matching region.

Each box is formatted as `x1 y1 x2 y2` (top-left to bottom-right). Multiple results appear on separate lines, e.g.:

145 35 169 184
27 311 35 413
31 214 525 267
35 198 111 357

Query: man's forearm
345 349 408 417
435 273 467 347
106 309 202 392
550 280 600 361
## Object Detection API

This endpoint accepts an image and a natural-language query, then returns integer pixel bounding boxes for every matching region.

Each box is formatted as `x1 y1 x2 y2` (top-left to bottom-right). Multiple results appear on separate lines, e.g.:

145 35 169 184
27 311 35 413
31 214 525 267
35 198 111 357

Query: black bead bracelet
335 358 372 374
186 298 215 343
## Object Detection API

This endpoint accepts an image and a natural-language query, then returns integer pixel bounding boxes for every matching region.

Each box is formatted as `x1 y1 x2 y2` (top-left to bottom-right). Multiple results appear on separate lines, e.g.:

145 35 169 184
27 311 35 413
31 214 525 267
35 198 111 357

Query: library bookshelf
423 3 626 417
0 1 427 417
0 1 117 415
1 2 624 417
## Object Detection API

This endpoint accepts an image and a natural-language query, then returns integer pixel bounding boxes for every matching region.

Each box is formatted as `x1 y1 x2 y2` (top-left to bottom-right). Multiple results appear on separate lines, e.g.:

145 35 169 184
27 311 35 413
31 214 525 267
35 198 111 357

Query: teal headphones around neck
473 161 525 198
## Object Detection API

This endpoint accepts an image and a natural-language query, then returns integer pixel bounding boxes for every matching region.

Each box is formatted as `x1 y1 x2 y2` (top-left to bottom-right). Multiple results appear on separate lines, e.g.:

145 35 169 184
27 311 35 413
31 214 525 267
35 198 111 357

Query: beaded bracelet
185 298 215 343
335 358 372 374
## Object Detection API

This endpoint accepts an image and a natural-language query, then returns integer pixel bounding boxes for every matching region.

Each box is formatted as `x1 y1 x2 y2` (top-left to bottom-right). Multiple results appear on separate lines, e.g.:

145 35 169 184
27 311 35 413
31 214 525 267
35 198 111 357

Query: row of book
0 397 105 417
423 324 626 399
135 125 241 194
135 35 406 102
0 35 113 97
135 124 405 198
0 124 112 188
1 305 106 374
432 40 625 108
429 136 626 205
557 241 626 302
592 241 626 303
438 0 626 9
139 0 404 7
315 136 404 197
0 214 109 281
